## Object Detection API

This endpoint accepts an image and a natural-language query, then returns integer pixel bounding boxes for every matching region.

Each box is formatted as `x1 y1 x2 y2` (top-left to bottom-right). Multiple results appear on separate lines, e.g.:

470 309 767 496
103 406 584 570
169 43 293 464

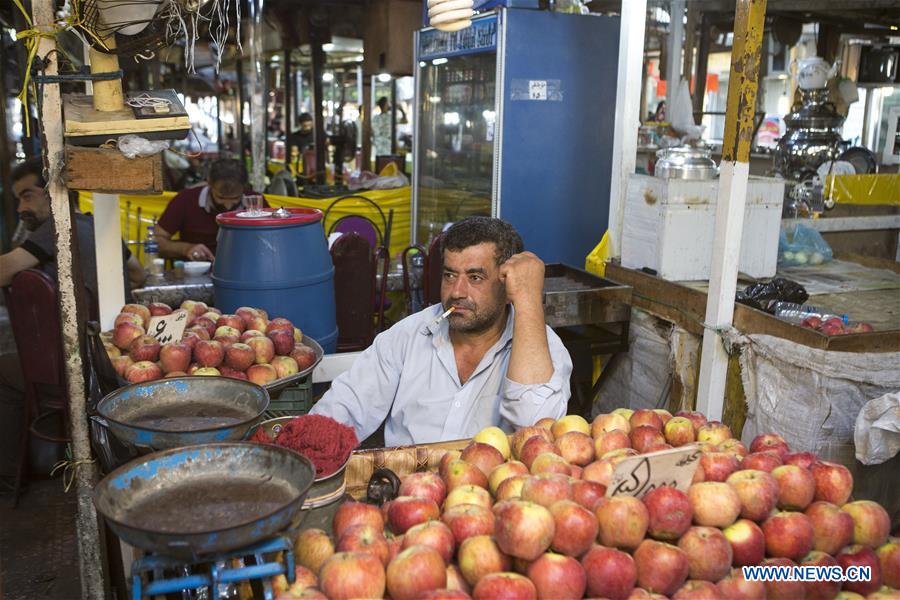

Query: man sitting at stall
311 216 572 446
156 158 264 261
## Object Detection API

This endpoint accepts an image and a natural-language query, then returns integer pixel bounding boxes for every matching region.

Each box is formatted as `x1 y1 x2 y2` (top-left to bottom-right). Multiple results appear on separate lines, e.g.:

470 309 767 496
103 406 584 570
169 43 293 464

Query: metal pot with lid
654 146 718 180
775 88 846 180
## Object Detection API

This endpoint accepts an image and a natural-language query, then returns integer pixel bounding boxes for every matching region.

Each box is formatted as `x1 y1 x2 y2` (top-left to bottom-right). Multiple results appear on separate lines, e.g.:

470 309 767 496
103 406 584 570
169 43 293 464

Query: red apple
460 442 505 478
521 474 572 508
240 329 265 342
512 427 553 459
267 317 293 332
675 411 709 433
387 496 440 534
799 550 841 600
387 535 403 563
688 481 741 528
121 303 151 327
664 417 696 447
772 464 816 510
842 500 891 548
441 504 495 545
457 535 510 587
319 551 385 600
180 300 208 317
271 355 299 379
697 421 732 445
445 484 492 511
811 461 854 506
630 409 664 432
581 545 637 600
492 499 555 561
550 415 590 439
700 452 741 482
634 539 690 597
718 438 749 459
194 339 224 368
445 459 489 491
180 332 201 352
715 568 766 600
495 475 529 501
214 325 241 340
193 367 220 376
445 564 470 594
124 360 161 383
290 344 317 370
488 461 529 495
726 469 780 521
519 437 560 470
246 335 275 364
333 501 384 540
267 329 295 356
527 552 586 600
402 520 455 564
159 342 191 374
235 306 259 324
594 429 632 457
759 558 805 600
630 425 667 453
148 302 173 316
723 519 767 567
762 511 815 560
643 486 692 541
224 342 255 371
749 433 791 459
294 528 335 574
784 451 818 470
836 545 882 596
591 413 631 437
219 366 247 380
185 325 210 340
530 452 572 476
581 459 614 486
654 409 673 424
194 316 216 337
548 499 598 557
336 524 390 566
417 590 470 600
111 355 133 377
876 539 900 588
595 495 649 550
472 572 536 600
387 546 447 600
113 321 145 350
115 311 144 329
571 479 607 510
741 451 783 472
678 526 733 582
805 501 854 556
554 431 594 466
399 471 447 507
671 580 723 599
246 363 277 385
215 314 245 333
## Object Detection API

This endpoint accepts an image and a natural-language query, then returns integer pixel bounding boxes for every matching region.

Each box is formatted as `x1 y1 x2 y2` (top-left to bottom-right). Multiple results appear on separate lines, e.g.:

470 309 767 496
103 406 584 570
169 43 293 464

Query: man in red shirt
156 159 261 261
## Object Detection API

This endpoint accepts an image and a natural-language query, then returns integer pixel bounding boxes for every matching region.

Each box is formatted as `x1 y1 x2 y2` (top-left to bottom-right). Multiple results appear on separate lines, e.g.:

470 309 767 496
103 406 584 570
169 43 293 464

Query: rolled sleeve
499 328 572 429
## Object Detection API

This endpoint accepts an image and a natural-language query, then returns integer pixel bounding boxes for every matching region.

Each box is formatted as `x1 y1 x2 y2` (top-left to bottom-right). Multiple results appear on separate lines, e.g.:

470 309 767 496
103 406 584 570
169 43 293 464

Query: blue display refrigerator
412 8 620 266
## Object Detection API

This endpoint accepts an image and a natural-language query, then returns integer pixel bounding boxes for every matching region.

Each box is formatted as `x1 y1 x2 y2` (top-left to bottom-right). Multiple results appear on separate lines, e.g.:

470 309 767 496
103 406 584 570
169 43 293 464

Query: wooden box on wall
363 0 422 76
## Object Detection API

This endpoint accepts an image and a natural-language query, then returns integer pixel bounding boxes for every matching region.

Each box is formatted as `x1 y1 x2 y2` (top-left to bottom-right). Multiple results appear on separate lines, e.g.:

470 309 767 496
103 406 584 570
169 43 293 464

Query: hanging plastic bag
778 222 833 267
669 79 705 140
117 134 170 159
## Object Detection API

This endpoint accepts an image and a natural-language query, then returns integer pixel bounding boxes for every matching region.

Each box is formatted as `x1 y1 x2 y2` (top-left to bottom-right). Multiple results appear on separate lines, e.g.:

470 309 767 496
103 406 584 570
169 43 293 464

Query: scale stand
130 532 296 600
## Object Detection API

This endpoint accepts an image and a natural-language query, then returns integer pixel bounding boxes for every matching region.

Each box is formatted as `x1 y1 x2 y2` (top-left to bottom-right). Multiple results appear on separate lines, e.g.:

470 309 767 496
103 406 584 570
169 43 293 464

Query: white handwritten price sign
147 309 188 345
606 445 702 499
529 80 548 100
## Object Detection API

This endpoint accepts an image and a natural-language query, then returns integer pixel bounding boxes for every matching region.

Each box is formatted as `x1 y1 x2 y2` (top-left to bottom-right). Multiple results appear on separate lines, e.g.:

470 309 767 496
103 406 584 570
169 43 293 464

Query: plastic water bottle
773 301 848 325
144 225 160 274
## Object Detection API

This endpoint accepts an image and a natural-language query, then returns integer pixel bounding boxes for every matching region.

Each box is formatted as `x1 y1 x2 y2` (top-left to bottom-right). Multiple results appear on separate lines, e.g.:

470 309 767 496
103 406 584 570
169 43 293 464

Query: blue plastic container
213 208 338 353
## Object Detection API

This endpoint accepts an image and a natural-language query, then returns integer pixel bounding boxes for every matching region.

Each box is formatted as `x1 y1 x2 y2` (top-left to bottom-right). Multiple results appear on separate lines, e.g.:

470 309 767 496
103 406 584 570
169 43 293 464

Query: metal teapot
793 56 839 90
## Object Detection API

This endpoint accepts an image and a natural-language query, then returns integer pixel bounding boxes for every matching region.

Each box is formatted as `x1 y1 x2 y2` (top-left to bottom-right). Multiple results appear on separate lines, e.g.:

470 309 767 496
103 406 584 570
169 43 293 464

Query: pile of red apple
800 315 874 336
103 301 317 385
272 409 898 600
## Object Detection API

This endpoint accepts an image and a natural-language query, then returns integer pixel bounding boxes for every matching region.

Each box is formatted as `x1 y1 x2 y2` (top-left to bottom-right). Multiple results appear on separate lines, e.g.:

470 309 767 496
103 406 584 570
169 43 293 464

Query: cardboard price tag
606 445 702 499
147 309 188 345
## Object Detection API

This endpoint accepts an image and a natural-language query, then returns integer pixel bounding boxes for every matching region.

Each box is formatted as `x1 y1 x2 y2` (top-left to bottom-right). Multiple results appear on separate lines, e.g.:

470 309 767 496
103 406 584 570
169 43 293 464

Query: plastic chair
330 215 381 248
422 234 444 306
331 233 377 352
3 269 69 507
324 195 388 245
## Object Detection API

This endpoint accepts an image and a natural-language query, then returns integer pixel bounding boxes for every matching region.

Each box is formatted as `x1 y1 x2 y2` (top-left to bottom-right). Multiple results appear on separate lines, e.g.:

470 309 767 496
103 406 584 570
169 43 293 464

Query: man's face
208 180 243 213
441 242 507 334
13 173 51 231
300 120 313 133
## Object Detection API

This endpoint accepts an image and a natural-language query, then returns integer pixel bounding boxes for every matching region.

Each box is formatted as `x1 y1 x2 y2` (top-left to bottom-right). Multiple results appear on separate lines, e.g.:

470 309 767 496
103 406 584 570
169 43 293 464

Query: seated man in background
156 158 263 261
311 216 572 446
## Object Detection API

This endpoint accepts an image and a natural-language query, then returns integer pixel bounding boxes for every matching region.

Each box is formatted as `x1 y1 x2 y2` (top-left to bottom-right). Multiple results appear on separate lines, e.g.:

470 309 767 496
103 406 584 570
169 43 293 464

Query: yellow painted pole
696 0 767 420
89 35 124 111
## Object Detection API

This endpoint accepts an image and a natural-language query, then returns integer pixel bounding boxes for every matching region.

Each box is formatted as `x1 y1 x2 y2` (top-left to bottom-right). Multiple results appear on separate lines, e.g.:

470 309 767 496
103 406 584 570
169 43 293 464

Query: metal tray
263 335 324 394
542 263 633 328
93 442 315 559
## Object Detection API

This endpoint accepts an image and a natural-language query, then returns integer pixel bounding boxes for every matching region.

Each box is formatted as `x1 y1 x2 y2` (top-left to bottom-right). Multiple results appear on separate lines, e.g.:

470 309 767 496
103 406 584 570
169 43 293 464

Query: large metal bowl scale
97 377 269 452
93 442 315 559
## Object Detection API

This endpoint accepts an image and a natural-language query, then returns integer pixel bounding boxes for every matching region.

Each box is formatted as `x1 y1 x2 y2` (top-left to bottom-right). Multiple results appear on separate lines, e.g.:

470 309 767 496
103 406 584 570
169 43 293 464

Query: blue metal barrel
213 208 338 353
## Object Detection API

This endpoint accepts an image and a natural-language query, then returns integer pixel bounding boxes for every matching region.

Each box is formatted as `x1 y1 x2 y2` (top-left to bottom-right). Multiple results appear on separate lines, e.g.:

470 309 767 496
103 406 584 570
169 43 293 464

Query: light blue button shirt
310 303 573 446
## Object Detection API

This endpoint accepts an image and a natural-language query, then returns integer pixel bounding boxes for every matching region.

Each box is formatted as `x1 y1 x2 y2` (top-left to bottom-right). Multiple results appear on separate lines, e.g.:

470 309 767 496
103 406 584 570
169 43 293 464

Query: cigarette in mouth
434 306 456 325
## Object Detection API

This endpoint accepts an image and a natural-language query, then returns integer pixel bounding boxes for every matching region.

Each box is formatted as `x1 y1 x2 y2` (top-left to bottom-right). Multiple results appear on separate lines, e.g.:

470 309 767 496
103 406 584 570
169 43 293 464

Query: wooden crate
65 145 163 193
346 439 470 500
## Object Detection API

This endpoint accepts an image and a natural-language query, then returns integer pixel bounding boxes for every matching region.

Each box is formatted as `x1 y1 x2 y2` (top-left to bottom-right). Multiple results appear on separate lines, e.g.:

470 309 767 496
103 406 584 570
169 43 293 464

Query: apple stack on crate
271 410 898 599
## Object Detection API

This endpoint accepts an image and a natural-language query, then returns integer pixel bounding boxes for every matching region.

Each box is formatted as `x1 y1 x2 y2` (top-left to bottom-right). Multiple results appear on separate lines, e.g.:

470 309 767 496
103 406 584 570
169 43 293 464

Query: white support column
666 0 685 84
93 193 126 329
607 0 647 258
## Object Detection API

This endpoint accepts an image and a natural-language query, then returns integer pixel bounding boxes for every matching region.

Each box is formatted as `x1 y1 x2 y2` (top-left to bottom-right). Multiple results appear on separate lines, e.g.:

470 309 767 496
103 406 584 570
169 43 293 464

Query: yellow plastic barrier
585 230 610 278
824 174 900 206
79 187 413 259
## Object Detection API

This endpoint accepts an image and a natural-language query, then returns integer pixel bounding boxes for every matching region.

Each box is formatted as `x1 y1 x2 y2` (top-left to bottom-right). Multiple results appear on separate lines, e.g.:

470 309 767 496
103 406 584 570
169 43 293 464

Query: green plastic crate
265 378 313 418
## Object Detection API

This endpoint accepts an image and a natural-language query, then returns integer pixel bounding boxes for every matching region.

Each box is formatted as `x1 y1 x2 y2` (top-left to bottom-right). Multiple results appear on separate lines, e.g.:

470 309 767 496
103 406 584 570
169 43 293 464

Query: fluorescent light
322 72 334 82
443 112 460 126
271 54 281 62
431 58 448 66
377 73 392 82
322 43 335 51
419 61 427 68
429 96 442 103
